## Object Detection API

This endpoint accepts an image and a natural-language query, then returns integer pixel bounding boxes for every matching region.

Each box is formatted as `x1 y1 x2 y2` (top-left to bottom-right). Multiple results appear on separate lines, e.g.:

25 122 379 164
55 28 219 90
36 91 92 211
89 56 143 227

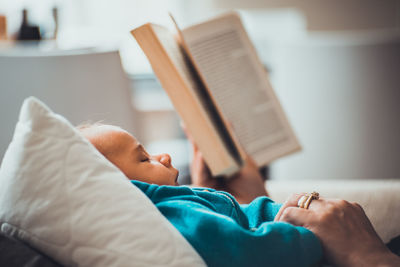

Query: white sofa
267 179 400 243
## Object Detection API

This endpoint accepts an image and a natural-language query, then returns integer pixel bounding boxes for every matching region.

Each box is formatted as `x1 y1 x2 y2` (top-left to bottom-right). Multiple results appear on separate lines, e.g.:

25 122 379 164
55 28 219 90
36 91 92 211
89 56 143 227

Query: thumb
243 154 258 169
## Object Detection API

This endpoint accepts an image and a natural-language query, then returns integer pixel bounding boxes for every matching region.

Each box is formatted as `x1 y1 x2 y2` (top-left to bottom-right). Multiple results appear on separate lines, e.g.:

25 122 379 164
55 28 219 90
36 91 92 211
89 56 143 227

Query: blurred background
1 0 400 183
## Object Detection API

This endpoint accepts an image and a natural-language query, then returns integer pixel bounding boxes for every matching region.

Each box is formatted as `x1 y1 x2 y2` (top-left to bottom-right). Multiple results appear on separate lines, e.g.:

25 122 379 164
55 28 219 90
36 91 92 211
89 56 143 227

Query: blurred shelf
129 73 174 112
0 40 118 57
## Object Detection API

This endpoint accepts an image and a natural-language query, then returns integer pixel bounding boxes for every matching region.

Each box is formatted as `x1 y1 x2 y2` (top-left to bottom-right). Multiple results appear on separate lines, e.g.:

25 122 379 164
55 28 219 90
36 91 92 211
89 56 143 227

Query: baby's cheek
144 164 165 177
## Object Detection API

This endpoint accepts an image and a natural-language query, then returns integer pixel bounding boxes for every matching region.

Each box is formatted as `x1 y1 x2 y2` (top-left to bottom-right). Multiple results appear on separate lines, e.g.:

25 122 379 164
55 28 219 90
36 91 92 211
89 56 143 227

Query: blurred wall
271 36 400 180
211 0 400 31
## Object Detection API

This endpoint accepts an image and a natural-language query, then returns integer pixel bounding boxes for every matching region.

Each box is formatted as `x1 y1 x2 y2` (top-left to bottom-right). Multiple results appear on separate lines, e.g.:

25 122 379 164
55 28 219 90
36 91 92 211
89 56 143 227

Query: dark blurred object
16 9 41 41
0 231 63 267
0 15 6 40
387 235 400 256
260 165 269 180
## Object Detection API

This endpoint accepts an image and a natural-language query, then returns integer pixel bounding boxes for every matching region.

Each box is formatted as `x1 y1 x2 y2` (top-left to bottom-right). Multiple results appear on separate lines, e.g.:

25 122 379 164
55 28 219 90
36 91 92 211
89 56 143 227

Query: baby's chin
170 167 179 185
173 170 179 186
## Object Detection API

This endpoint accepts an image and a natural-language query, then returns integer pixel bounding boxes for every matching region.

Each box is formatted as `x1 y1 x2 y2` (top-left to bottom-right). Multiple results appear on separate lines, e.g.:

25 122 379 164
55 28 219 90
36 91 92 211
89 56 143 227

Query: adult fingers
274 193 306 221
277 207 314 226
242 155 258 169
191 150 213 184
181 122 199 152
192 150 207 174
274 193 326 221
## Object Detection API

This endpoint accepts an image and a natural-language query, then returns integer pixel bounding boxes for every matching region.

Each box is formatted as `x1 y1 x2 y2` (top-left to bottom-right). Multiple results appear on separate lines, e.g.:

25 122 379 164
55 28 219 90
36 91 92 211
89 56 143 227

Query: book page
151 26 197 90
152 25 242 166
181 13 301 166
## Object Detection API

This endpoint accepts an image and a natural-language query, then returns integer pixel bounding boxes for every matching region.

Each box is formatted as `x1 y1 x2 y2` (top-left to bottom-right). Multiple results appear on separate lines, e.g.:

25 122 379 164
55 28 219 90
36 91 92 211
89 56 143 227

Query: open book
131 12 301 177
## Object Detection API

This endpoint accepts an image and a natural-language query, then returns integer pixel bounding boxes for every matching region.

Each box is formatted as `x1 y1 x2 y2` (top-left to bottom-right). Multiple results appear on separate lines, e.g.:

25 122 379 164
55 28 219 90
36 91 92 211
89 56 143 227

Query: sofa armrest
266 179 400 243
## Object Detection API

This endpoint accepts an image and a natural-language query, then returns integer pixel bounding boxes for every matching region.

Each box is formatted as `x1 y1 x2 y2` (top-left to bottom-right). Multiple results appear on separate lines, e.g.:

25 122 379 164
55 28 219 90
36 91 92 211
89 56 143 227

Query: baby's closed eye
140 155 150 162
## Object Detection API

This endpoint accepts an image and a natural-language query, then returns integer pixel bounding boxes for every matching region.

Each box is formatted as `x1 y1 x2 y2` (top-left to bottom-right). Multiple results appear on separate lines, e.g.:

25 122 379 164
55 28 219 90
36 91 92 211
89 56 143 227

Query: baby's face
83 125 179 186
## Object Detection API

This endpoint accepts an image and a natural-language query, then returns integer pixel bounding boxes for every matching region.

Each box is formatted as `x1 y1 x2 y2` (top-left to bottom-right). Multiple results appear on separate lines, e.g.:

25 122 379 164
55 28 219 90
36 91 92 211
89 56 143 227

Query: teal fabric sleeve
132 180 322 267
239 196 283 228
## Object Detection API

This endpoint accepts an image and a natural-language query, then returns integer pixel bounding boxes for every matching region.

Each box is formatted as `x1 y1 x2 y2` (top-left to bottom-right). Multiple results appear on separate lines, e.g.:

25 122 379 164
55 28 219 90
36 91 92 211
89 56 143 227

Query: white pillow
0 97 205 267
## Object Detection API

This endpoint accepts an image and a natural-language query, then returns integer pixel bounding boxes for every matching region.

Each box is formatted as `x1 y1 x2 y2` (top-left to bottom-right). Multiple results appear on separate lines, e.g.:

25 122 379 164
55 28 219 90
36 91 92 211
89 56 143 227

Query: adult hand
275 194 400 267
185 127 268 204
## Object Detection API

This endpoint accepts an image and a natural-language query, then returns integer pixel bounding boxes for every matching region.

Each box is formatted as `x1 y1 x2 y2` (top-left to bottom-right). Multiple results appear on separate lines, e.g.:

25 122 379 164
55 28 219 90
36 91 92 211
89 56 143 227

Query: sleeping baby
78 123 322 267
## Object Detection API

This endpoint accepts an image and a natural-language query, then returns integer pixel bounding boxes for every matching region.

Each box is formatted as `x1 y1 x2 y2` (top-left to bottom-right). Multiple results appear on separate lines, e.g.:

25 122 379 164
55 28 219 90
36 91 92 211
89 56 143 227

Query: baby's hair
76 121 105 132
76 121 113 157
76 122 127 158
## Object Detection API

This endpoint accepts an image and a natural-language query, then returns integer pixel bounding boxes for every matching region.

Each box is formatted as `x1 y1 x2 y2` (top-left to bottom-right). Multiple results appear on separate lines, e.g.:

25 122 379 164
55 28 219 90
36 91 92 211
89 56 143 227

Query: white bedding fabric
0 97 205 267
267 179 400 243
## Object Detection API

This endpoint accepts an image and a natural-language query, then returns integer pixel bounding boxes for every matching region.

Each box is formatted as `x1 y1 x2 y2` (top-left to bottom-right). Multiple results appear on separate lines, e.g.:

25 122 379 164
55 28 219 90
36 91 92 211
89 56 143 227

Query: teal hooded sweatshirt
132 180 322 267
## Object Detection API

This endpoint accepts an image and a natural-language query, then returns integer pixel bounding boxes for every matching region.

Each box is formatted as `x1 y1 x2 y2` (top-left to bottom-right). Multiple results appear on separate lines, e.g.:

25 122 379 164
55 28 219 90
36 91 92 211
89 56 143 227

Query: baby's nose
159 153 171 167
